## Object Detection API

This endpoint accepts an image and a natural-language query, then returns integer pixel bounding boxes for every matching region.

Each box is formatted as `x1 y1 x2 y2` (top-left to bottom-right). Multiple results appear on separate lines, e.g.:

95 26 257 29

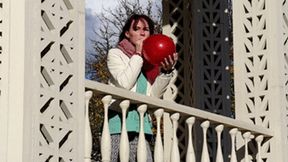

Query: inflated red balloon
143 34 176 65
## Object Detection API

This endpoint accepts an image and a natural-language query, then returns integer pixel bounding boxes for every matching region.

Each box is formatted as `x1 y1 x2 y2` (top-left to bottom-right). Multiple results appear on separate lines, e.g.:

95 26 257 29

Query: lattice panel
282 0 288 143
235 0 272 161
192 0 232 161
39 0 79 161
194 0 232 119
162 0 194 160
240 0 269 133
163 0 194 106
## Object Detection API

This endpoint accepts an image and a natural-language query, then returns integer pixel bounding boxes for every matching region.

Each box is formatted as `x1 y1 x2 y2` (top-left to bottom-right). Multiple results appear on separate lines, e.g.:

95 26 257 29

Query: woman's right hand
135 39 144 56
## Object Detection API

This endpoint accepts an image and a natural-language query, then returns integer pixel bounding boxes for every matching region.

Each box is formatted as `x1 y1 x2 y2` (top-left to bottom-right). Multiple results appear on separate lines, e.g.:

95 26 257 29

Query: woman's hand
135 39 145 55
160 52 178 73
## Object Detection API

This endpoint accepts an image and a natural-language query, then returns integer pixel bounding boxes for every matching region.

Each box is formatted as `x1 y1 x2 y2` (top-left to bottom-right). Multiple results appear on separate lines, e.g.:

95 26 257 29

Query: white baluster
186 117 196 162
255 135 264 162
170 113 180 162
137 104 148 162
215 125 224 162
201 121 210 162
119 100 130 162
154 109 164 162
229 128 238 162
101 95 112 162
84 91 93 162
243 132 251 162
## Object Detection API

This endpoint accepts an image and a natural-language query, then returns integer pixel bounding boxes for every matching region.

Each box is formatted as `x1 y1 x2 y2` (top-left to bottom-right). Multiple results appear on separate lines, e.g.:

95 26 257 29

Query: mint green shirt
108 73 153 134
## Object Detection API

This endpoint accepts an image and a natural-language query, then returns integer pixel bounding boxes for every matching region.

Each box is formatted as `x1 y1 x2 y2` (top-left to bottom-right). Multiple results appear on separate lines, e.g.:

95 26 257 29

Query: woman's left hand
160 52 178 73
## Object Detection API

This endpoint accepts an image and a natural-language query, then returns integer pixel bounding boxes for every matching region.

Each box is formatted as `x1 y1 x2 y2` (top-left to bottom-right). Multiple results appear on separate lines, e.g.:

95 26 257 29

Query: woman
107 14 178 161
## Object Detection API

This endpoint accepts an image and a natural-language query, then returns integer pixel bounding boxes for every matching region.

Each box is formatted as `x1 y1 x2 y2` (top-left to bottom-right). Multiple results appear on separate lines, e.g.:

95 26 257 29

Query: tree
85 1 162 161
86 0 162 83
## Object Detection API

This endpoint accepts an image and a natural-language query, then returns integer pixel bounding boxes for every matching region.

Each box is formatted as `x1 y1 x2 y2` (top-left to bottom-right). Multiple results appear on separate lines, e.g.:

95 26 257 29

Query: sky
86 0 118 15
85 0 120 55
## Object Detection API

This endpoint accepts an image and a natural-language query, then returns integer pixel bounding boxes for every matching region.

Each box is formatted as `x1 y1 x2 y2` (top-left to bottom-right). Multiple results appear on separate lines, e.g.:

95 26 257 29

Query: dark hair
119 14 155 42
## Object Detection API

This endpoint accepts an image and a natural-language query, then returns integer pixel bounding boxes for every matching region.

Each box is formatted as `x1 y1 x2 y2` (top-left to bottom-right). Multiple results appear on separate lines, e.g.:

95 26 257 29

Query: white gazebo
0 0 287 162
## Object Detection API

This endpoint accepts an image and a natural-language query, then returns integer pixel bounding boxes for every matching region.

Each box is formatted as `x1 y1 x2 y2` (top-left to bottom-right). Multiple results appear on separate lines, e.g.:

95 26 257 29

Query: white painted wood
119 100 130 162
201 121 210 162
0 1 10 161
233 0 288 161
84 91 93 162
170 113 180 162
101 95 112 162
243 132 251 162
154 109 164 162
256 135 264 162
164 112 173 162
85 80 272 137
229 128 238 162
215 125 224 162
186 117 196 162
137 104 148 162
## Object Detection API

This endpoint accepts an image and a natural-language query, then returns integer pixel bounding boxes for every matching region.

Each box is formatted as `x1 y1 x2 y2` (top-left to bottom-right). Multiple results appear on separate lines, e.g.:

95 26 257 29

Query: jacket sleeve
107 48 143 90
150 72 174 98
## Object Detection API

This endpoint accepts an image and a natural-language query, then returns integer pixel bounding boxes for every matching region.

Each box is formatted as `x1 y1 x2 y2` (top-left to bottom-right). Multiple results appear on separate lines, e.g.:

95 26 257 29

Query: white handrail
85 80 273 137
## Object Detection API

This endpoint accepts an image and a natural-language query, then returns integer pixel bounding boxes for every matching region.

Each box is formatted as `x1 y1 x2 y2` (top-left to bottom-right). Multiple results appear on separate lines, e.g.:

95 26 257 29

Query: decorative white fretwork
232 0 288 161
163 0 233 161
38 0 83 161
162 0 193 160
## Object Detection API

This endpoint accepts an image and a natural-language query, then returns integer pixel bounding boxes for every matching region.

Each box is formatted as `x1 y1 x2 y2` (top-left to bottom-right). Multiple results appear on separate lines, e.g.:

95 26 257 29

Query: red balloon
143 34 176 65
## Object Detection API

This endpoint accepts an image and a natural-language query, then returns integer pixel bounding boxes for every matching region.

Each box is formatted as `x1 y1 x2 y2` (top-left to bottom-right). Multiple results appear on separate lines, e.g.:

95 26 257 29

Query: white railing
85 80 273 162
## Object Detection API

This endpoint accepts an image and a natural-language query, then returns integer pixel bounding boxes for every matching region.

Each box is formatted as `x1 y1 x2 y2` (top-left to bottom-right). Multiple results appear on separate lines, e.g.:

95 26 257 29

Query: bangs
132 18 148 30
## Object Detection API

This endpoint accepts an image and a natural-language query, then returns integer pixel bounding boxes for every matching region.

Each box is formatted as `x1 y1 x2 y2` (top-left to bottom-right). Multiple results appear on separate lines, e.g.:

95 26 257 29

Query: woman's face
125 19 150 45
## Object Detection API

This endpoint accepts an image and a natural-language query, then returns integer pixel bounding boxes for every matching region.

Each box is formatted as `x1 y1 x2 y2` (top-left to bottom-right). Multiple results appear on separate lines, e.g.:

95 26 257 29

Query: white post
186 117 196 162
163 112 173 162
201 121 210 162
215 125 224 162
119 100 130 162
2 0 85 161
233 0 288 161
154 109 164 162
170 113 180 162
0 0 10 161
255 135 264 162
137 104 148 162
243 132 251 162
101 95 112 162
84 91 93 162
229 128 238 162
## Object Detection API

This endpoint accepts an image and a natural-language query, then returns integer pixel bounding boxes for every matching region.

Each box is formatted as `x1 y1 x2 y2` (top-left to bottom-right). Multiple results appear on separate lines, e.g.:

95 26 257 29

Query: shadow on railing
84 80 273 162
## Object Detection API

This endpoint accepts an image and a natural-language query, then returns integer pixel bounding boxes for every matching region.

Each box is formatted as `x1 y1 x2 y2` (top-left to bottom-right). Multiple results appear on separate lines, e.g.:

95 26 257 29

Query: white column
84 91 93 162
170 113 180 162
4 0 40 161
201 121 210 162
101 95 112 162
0 0 10 161
154 109 164 162
119 100 130 162
233 0 288 161
186 117 196 162
137 104 148 162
